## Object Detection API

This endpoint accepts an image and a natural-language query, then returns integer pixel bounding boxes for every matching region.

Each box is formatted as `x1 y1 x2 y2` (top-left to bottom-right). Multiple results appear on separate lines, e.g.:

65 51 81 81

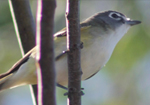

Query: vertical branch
9 0 35 52
66 0 82 105
8 0 37 105
36 0 56 105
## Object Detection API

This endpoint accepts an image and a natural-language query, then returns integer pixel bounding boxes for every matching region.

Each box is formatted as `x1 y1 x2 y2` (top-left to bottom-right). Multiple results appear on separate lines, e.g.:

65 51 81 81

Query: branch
9 0 35 52
66 0 82 105
8 0 37 105
36 0 56 105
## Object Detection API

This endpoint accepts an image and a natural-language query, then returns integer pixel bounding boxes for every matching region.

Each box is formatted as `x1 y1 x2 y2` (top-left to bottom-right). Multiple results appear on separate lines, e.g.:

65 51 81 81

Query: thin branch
8 0 37 105
66 0 82 105
9 0 35 52
36 0 56 105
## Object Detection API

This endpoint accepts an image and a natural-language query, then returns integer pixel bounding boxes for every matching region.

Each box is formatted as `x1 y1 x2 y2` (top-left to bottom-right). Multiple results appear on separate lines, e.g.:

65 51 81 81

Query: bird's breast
80 37 116 80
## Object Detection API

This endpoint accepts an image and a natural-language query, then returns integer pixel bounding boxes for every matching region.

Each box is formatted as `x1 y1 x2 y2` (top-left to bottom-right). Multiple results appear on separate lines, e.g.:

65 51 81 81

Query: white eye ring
109 12 121 20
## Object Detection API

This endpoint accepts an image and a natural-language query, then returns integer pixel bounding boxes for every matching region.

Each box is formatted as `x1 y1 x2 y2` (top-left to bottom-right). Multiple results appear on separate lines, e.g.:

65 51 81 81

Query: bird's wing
0 28 67 80
54 27 67 37
0 47 35 79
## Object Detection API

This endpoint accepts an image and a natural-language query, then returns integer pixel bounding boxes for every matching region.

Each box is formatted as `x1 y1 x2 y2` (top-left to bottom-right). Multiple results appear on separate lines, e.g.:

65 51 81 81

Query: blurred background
0 0 149 105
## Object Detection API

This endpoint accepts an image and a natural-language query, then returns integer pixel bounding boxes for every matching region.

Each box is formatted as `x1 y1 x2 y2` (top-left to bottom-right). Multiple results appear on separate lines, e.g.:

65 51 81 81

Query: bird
0 10 141 91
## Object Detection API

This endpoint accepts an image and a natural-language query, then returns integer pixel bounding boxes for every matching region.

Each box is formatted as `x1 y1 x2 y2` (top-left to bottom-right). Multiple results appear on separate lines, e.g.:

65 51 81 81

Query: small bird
0 10 141 91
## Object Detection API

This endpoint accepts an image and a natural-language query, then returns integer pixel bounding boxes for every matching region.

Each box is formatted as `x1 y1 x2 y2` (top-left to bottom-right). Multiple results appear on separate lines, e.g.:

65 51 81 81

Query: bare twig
66 0 82 105
9 0 35 52
8 0 37 105
36 0 56 105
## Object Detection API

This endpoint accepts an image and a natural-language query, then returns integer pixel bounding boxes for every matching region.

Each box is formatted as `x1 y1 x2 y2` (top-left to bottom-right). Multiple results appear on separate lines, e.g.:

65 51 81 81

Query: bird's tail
0 74 16 91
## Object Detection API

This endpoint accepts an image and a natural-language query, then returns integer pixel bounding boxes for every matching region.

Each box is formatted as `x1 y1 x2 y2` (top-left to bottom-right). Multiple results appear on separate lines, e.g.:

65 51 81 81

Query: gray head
82 10 141 30
80 10 141 48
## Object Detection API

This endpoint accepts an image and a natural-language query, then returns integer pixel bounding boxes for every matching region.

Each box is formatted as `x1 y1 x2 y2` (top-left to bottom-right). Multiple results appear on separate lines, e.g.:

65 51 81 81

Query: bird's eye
111 13 119 18
109 12 121 20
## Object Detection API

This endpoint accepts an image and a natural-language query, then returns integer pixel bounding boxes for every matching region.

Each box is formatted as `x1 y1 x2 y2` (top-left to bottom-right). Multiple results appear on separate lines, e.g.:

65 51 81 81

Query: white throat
81 24 130 80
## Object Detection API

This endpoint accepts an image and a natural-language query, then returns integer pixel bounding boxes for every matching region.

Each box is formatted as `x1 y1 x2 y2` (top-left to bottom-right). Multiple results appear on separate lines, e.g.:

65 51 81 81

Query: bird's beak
126 20 141 26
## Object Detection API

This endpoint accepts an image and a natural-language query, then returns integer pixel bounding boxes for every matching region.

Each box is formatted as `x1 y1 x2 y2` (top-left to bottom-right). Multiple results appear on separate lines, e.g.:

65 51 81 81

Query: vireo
0 10 141 91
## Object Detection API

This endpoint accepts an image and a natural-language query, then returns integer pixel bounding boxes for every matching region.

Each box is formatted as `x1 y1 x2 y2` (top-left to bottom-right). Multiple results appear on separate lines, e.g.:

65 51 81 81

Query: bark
66 0 82 105
36 0 56 105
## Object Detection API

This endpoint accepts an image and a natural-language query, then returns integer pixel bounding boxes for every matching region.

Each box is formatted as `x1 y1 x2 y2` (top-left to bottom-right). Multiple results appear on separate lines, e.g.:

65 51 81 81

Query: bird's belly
55 45 113 86
80 46 112 80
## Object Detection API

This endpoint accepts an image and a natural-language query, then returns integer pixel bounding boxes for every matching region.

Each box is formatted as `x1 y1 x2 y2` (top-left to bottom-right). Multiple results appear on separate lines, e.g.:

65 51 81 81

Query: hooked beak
126 20 141 26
